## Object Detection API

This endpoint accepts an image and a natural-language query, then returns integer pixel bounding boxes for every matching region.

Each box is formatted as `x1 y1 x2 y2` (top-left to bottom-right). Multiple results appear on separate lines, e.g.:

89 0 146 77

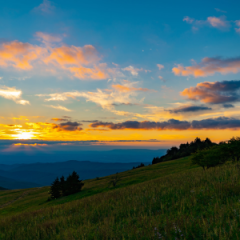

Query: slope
1 158 240 239
0 156 196 216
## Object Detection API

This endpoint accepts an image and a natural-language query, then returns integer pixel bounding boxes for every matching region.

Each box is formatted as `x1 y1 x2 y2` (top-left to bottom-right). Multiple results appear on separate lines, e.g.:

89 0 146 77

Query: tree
65 171 84 195
49 177 61 199
191 146 227 170
60 176 66 196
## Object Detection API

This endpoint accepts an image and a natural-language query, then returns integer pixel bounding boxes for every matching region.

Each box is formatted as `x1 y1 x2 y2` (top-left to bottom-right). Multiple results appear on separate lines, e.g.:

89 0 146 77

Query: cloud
0 86 30 105
47 105 72 112
44 45 108 80
157 64 164 70
207 16 229 29
0 41 45 70
172 57 240 77
33 0 55 13
111 84 152 92
215 8 227 13
168 105 212 113
183 16 230 30
51 117 71 121
235 20 240 33
53 121 82 131
37 81 147 112
183 16 194 24
0 39 109 80
122 66 143 76
90 117 240 130
181 80 240 104
90 119 191 130
35 32 62 44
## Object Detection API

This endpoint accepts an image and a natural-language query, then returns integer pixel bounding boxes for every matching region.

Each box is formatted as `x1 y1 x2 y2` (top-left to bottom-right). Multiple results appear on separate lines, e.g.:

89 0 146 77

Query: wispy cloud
0 86 29 105
183 16 230 31
122 66 143 76
215 8 227 13
157 64 164 70
235 20 240 33
37 81 149 117
33 0 55 14
172 57 240 77
35 32 62 44
46 105 72 112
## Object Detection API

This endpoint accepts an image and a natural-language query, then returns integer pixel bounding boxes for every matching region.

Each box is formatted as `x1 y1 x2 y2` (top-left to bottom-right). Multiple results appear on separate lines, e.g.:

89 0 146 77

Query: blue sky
0 0 240 152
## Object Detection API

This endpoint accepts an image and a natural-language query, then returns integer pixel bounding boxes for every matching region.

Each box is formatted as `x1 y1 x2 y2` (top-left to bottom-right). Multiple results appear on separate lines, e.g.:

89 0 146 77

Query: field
1 157 240 239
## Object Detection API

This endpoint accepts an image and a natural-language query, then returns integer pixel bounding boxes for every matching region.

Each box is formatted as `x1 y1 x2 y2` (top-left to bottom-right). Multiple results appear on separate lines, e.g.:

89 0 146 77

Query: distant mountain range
0 149 167 189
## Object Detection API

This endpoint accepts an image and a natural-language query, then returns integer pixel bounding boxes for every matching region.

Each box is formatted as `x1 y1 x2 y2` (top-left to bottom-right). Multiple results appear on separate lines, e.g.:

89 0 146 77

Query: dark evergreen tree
60 176 66 196
65 171 84 195
50 177 61 199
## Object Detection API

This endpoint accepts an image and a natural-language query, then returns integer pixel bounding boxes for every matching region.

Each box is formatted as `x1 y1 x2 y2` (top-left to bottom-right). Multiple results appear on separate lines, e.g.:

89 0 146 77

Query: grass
1 157 240 239
0 156 196 216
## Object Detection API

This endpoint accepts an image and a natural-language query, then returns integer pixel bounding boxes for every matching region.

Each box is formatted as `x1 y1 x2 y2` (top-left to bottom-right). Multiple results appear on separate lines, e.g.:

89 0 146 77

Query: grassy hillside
1 157 240 239
0 156 196 216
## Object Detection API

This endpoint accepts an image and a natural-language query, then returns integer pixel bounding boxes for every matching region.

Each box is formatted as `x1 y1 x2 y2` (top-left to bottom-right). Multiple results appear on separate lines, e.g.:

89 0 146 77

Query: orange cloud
181 80 240 104
0 41 44 70
0 38 109 80
173 57 240 77
112 84 152 92
44 45 108 79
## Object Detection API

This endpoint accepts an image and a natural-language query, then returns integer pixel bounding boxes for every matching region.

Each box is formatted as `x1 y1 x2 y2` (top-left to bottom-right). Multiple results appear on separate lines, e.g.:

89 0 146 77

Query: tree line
152 137 215 164
191 137 240 170
49 171 84 199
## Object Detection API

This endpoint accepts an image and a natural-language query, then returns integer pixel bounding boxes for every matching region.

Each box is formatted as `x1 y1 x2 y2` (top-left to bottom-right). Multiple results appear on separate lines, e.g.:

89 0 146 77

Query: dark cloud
52 116 71 121
181 80 240 104
91 117 240 130
80 120 99 123
223 104 234 108
91 120 191 130
169 105 212 113
192 117 240 129
53 121 83 131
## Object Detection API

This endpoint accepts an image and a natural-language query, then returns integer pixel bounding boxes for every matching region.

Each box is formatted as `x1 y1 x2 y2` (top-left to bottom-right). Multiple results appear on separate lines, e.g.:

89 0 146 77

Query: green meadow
1 157 240 239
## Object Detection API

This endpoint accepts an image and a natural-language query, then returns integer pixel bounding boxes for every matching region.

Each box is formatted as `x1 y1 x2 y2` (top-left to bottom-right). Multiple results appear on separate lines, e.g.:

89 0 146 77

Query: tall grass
1 162 240 239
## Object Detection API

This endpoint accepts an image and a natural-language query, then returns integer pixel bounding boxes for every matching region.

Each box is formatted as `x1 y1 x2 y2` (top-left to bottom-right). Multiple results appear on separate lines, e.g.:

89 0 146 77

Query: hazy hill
0 160 151 187
0 149 167 164
0 175 40 190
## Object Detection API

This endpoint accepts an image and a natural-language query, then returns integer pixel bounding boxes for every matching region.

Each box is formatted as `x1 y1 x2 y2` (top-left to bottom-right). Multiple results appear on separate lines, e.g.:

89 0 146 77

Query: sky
0 0 240 152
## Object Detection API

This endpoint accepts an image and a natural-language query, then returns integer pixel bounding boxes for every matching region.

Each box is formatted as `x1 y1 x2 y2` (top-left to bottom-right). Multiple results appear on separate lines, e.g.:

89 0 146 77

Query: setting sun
15 132 34 140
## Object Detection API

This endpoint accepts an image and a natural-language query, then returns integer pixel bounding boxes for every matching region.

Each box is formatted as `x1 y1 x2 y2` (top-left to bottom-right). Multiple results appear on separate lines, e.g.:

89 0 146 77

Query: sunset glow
0 1 239 149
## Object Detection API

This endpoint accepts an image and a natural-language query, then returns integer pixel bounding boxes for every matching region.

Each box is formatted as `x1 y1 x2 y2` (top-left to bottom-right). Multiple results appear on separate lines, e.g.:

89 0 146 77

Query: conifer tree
65 171 84 195
50 177 61 199
60 175 66 196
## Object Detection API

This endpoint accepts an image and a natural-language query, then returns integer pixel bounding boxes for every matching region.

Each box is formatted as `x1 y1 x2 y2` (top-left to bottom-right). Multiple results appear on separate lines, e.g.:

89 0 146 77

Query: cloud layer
90 117 240 130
